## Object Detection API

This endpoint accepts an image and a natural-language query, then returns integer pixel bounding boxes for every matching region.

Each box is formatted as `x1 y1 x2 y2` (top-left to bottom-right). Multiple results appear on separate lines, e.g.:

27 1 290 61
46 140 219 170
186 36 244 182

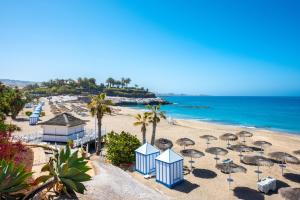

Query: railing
13 128 106 146
73 129 106 147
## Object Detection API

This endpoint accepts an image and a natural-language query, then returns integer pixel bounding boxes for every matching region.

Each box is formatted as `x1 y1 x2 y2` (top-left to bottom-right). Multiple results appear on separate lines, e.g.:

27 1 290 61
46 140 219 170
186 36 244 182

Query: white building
155 149 184 188
135 143 160 175
40 113 86 142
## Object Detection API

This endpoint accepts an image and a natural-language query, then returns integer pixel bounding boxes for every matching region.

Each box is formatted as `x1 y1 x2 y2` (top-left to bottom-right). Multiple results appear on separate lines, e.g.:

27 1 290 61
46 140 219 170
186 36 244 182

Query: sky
0 0 300 96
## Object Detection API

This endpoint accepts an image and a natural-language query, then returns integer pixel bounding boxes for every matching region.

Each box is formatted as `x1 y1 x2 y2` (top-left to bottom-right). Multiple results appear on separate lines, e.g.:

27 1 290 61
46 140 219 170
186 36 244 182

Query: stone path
78 157 168 200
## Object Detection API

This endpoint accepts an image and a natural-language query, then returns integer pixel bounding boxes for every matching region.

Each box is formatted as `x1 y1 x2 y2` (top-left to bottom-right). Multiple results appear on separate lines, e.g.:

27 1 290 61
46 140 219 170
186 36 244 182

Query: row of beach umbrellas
155 134 300 169
154 131 300 191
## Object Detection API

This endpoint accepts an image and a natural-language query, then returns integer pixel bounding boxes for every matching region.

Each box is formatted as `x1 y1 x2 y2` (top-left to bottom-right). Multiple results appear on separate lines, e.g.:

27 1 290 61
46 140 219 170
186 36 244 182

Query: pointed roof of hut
39 113 86 127
135 143 160 155
156 149 183 163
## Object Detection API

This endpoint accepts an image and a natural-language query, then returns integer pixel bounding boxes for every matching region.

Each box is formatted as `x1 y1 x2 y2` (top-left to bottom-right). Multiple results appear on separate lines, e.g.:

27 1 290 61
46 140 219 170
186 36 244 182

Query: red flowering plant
0 130 25 164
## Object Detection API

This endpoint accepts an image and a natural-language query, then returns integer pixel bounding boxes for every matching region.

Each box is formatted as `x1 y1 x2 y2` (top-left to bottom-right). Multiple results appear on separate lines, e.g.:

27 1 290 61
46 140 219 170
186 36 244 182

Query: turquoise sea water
130 96 300 135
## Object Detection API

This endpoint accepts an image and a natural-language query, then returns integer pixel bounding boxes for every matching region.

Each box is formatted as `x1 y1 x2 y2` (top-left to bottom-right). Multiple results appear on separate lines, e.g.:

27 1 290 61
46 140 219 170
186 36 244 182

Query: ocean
130 96 300 135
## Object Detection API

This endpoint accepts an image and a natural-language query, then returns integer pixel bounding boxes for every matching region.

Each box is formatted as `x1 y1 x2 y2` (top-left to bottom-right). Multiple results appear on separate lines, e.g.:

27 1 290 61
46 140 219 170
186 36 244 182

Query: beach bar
40 113 85 142
135 143 160 175
155 149 184 188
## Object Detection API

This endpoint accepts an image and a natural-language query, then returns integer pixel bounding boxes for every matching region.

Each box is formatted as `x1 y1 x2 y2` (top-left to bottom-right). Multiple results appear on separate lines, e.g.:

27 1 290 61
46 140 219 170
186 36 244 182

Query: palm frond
133 122 142 126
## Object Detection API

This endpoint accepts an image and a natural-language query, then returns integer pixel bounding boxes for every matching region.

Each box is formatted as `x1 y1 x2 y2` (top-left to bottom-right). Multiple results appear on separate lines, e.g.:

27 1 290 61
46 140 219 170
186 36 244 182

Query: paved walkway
31 147 47 179
78 157 168 200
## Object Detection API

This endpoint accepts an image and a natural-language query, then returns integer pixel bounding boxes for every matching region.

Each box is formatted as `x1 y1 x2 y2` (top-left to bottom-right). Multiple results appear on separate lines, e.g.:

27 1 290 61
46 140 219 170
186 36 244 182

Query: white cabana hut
40 113 85 142
29 113 39 125
135 143 160 175
155 149 184 188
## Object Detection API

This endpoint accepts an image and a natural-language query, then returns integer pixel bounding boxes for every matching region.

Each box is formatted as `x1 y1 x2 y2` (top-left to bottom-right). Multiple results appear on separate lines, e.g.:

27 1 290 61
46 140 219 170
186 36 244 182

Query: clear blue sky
1 0 299 96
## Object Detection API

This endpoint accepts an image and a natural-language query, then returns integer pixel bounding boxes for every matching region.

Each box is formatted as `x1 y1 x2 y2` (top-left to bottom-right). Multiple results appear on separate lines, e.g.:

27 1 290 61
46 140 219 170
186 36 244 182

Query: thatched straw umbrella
205 147 228 163
241 155 274 181
176 138 195 149
220 133 238 148
229 144 253 160
269 151 300 175
293 150 300 156
154 138 173 151
180 149 205 170
200 135 217 148
253 140 272 155
216 160 247 189
279 187 300 200
236 131 253 144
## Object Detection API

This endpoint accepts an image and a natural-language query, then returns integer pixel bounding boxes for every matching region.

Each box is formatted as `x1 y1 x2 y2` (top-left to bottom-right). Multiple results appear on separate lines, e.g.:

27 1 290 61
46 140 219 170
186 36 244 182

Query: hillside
22 77 156 98
0 79 39 88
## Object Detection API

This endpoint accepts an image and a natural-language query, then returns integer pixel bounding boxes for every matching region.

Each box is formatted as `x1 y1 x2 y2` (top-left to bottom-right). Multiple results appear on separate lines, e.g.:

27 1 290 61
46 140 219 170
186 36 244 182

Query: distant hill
0 79 39 88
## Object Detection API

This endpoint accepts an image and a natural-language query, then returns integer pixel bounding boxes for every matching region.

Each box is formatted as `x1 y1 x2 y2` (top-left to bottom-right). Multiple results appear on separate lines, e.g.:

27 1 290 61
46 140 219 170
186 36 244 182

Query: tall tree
115 80 121 88
121 77 126 88
125 78 131 87
106 77 114 87
133 113 150 144
88 93 113 155
9 88 27 119
111 79 116 87
146 105 166 145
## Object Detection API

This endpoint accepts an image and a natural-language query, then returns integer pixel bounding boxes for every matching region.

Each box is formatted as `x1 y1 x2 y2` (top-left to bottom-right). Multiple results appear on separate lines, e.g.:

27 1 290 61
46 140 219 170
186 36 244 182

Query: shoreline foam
126 105 300 136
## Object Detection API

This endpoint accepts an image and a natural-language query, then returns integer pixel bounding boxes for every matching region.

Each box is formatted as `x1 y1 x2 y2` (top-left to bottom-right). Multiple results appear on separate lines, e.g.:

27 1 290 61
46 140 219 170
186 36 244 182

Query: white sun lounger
257 177 276 193
144 172 156 179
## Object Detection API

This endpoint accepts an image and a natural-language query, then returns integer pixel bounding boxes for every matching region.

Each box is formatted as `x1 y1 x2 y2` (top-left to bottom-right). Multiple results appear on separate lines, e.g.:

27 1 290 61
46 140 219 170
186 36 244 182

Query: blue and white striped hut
155 149 184 188
29 113 39 125
135 143 160 175
35 105 42 112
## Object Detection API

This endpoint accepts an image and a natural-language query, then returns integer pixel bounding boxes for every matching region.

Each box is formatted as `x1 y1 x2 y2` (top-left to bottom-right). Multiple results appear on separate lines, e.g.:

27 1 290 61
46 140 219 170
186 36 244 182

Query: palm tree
133 113 150 144
115 80 122 88
111 79 116 88
146 104 166 145
106 77 114 88
125 78 131 87
88 93 113 155
121 77 126 88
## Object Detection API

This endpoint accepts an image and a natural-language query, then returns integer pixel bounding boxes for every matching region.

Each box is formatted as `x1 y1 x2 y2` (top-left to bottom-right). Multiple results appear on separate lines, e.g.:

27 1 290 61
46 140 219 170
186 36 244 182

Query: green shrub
103 88 155 98
0 160 32 199
25 111 32 117
0 122 21 132
67 139 74 148
106 131 141 165
33 144 91 197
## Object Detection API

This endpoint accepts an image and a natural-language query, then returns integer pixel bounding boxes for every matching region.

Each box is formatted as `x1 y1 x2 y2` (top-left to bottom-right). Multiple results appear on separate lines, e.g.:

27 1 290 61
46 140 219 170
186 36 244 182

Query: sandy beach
11 101 300 200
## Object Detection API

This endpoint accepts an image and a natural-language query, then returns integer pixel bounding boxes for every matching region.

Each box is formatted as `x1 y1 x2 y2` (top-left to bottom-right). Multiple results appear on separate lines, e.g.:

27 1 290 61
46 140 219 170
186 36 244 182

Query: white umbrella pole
257 165 260 182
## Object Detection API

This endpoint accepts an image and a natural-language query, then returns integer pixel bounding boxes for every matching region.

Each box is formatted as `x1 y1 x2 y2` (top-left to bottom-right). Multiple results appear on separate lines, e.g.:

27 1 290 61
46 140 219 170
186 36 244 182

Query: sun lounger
257 177 276 193
144 172 156 179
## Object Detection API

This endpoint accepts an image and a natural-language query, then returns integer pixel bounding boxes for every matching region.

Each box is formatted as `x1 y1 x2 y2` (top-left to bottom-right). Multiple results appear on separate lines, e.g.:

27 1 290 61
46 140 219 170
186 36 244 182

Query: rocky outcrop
106 96 171 106
78 96 171 105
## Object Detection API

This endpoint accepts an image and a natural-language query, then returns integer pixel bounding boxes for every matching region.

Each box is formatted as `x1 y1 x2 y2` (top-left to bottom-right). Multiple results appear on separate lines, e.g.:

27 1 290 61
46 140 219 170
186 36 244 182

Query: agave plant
0 160 32 200
25 144 91 199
